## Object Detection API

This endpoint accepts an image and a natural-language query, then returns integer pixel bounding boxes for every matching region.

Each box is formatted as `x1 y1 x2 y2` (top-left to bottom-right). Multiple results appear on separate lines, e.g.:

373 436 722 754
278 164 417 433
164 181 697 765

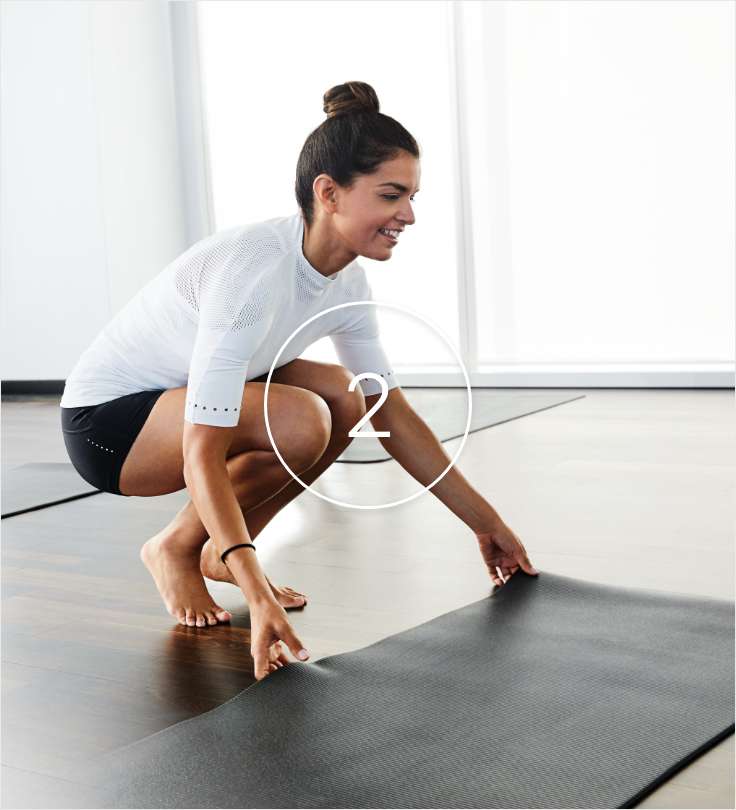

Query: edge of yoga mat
337 392 587 463
85 572 735 809
621 723 734 808
1 462 101 519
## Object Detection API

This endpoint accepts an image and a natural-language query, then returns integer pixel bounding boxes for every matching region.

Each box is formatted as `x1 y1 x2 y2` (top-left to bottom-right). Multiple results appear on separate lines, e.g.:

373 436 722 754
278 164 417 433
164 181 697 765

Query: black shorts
60 389 166 496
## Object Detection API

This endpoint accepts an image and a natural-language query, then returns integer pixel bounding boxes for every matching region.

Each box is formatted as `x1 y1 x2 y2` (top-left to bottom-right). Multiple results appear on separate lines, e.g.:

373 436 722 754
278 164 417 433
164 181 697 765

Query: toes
173 607 222 627
214 607 232 622
284 587 307 605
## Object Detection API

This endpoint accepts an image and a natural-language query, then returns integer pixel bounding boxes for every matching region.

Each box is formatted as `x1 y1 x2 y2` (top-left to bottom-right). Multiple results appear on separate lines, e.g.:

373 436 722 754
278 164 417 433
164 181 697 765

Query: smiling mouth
377 228 399 243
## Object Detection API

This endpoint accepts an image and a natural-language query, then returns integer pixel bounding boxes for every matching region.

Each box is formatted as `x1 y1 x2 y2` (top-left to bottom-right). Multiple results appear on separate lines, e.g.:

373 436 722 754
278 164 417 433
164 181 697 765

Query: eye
382 195 416 202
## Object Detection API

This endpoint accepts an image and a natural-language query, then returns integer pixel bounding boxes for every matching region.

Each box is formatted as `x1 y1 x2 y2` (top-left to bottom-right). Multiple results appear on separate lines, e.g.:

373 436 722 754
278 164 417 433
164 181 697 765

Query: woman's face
332 152 420 261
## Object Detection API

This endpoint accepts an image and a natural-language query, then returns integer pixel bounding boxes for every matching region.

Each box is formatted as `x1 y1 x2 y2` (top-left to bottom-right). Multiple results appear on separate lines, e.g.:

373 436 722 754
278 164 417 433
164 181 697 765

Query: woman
60 81 539 682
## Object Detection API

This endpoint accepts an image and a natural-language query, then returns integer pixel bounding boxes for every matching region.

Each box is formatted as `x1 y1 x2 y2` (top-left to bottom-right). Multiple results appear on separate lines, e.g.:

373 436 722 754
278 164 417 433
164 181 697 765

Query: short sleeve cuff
184 398 241 427
356 368 399 396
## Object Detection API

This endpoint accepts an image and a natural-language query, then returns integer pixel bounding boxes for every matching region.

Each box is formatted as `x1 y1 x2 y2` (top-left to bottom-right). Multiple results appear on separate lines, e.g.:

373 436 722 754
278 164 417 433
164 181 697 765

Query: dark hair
295 81 421 227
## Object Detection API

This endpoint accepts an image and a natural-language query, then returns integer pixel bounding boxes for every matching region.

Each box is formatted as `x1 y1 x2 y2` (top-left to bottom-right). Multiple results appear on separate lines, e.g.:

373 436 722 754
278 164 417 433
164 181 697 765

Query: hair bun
323 81 380 118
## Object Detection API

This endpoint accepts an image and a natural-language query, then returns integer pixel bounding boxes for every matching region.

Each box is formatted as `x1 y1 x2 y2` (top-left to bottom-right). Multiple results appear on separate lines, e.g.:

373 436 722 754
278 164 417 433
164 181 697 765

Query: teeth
379 228 399 238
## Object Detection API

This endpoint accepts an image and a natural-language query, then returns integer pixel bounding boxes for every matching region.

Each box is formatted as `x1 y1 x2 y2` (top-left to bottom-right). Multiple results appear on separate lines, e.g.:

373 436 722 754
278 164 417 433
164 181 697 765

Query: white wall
0 0 187 380
1 0 732 387
198 0 734 388
463 0 735 368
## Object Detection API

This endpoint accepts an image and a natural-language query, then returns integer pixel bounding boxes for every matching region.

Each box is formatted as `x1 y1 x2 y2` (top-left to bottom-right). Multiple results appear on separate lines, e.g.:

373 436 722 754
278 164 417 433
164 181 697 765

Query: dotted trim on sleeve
189 402 239 413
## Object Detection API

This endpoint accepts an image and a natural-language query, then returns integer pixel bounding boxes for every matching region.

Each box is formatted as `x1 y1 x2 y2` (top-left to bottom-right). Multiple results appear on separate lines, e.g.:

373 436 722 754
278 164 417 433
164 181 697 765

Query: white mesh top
60 212 397 427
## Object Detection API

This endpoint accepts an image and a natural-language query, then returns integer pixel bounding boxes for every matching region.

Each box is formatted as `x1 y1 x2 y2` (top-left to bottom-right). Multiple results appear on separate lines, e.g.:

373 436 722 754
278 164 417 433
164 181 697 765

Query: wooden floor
1 389 734 808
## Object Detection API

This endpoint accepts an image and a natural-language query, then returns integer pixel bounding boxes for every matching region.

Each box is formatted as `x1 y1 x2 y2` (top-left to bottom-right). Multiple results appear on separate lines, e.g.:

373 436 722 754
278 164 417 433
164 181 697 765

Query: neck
302 215 357 277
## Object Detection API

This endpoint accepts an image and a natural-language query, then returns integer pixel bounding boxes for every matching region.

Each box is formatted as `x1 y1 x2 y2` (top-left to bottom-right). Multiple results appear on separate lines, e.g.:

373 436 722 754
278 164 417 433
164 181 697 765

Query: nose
398 200 416 227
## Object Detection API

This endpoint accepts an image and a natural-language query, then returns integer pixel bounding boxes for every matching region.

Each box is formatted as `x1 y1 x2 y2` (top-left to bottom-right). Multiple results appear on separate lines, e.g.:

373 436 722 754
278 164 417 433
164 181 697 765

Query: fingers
490 565 509 587
268 641 283 662
268 641 288 668
252 637 272 681
478 527 539 584
253 627 310 681
492 564 523 588
282 626 310 663
518 551 539 575
512 535 539 576
276 643 290 666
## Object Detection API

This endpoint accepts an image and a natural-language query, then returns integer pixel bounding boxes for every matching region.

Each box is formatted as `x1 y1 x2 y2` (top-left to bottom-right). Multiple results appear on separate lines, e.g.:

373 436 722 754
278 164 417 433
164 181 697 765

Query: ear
312 174 338 212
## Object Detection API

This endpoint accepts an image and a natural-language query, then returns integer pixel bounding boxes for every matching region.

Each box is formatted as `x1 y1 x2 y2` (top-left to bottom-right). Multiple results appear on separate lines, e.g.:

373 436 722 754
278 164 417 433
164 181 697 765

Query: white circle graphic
263 301 472 510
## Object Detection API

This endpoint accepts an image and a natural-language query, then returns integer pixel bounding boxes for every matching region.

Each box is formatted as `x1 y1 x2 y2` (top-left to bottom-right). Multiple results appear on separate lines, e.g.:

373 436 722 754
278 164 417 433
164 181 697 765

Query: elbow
182 455 199 487
182 422 233 477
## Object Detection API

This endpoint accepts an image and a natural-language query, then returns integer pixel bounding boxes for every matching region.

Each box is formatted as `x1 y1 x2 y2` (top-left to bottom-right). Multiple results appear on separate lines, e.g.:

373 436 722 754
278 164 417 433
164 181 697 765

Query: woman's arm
363 388 539 584
364 387 501 532
183 432 277 608
183 429 310 679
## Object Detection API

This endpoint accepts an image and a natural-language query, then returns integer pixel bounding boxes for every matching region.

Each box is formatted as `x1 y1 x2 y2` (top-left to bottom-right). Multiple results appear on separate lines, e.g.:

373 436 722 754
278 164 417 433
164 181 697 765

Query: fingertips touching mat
88 571 734 809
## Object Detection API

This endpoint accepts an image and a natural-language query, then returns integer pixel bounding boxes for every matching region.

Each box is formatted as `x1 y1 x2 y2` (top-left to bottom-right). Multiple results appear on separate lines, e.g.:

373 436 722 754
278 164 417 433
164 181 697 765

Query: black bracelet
220 543 256 564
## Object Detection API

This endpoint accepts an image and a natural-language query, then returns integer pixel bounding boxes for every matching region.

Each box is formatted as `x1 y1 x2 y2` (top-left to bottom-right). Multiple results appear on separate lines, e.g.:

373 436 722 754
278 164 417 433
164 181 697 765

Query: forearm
378 406 504 534
183 457 276 606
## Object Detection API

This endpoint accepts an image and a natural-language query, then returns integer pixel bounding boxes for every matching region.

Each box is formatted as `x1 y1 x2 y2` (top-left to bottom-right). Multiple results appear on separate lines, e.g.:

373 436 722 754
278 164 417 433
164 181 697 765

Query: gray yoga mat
87 571 734 809
1 462 99 518
0 394 579 512
337 390 586 463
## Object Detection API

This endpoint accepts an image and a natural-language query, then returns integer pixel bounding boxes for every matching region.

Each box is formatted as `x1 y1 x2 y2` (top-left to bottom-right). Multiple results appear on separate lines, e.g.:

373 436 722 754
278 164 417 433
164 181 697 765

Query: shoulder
220 217 290 261
191 218 293 294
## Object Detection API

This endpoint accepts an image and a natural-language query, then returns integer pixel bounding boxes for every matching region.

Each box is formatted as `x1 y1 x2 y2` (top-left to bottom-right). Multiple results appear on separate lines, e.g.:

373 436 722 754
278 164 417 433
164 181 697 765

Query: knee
282 389 332 472
322 365 367 445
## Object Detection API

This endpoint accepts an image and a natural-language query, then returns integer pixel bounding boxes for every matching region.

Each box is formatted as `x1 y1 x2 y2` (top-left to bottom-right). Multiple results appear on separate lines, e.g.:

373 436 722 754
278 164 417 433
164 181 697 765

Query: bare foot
140 532 233 627
199 538 308 609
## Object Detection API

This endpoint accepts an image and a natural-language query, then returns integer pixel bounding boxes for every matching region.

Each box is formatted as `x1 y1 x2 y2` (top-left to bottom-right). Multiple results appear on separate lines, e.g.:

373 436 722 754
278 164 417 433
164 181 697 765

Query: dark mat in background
86 571 734 809
1 462 99 519
337 390 586 463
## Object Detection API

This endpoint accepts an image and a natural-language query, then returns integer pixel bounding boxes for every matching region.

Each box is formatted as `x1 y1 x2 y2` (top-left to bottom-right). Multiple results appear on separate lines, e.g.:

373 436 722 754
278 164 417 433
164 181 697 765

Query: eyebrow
377 182 420 193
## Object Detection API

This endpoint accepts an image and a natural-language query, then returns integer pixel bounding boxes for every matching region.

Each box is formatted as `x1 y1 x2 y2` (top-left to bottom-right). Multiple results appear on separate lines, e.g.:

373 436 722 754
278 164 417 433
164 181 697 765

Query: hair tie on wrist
220 543 256 564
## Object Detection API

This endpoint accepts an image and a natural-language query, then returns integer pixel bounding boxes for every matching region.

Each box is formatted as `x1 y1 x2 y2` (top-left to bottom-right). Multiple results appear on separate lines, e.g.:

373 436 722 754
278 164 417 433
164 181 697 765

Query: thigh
255 358 354 401
117 379 328 497
257 358 367 439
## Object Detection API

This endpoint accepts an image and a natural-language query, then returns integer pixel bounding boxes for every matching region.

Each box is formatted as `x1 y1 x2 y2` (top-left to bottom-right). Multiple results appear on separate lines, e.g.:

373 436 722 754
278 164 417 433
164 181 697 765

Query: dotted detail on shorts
87 437 115 453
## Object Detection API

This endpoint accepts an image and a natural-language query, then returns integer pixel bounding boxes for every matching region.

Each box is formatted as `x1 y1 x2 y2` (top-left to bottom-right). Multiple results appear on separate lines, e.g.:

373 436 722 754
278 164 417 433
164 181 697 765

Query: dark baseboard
2 380 65 397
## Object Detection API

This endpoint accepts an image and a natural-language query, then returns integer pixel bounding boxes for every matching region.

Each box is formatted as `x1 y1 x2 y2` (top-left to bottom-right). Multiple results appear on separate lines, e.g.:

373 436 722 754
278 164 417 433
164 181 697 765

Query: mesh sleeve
330 303 398 397
184 232 278 427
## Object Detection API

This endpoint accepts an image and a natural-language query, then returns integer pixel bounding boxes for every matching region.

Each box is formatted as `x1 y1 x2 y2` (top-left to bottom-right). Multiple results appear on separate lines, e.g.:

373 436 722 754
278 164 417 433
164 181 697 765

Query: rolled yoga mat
1 462 99 519
88 571 734 809
337 390 586 463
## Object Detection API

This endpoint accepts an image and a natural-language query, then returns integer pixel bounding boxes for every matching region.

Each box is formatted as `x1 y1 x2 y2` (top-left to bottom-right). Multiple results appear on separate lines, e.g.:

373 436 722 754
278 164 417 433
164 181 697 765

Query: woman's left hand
475 522 539 587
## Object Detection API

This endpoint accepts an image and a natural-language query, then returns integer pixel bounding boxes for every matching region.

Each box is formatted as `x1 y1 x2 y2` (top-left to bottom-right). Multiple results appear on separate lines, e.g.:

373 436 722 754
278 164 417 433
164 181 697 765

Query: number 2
347 373 390 438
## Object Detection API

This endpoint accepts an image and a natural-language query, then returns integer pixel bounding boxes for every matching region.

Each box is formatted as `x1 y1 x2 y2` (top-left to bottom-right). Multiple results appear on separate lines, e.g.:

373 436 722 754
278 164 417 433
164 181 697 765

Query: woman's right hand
249 598 310 681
